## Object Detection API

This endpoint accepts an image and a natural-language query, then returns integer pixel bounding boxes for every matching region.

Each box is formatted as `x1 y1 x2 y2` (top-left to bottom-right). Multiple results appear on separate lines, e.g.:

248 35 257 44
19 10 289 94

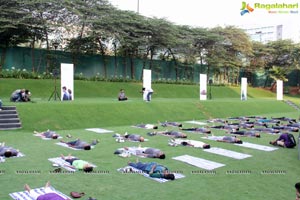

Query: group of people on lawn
2 105 298 199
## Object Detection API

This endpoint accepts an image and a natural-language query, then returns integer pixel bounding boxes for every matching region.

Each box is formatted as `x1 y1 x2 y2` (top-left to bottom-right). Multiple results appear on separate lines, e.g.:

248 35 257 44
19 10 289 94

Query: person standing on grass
62 86 70 101
142 87 153 102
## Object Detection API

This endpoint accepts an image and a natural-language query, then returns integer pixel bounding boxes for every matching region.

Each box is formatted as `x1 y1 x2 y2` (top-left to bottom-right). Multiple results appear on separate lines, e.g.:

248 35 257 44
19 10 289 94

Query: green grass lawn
0 79 299 200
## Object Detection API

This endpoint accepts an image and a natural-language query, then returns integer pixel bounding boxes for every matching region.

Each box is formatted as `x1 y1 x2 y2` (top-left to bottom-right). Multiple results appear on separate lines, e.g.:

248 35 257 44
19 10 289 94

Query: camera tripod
48 77 60 101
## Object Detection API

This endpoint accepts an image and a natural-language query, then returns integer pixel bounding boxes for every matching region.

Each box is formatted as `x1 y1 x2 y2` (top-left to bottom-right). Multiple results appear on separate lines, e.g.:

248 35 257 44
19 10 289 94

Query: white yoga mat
203 147 252 159
117 166 185 183
185 120 207 125
9 186 71 200
172 155 225 170
85 128 114 133
234 142 278 151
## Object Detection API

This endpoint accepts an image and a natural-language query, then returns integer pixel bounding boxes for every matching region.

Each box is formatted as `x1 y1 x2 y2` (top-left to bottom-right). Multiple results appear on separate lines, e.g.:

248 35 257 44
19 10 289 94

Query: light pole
137 0 139 13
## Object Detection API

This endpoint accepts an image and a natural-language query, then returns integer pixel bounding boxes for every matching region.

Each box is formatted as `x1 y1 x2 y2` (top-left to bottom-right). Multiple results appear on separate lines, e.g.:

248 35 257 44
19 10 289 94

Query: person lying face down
128 159 175 180
60 138 99 150
61 154 94 172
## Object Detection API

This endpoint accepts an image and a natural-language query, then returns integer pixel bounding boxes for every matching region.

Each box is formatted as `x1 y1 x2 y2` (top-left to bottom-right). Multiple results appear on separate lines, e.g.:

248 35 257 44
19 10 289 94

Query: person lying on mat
271 125 299 132
128 159 175 180
159 121 182 127
252 127 280 134
210 124 239 132
33 130 60 139
271 117 297 123
24 181 70 200
60 138 99 150
135 123 158 129
180 127 211 134
124 146 166 159
216 136 243 144
124 133 145 142
269 133 296 148
0 142 19 157
226 130 260 138
168 138 210 149
61 154 94 172
148 130 187 138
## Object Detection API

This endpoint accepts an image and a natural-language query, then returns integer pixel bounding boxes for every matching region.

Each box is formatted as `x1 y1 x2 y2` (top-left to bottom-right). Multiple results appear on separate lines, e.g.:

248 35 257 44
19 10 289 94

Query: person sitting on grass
124 133 145 142
269 133 296 148
60 138 99 150
216 136 243 144
34 130 60 139
24 181 70 200
10 89 31 102
226 130 261 138
128 159 175 180
148 130 187 138
0 142 20 157
61 154 94 172
118 89 128 101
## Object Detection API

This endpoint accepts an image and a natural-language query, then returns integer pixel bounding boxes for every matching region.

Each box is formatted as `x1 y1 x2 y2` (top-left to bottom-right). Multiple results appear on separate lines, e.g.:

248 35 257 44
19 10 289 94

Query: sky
108 0 300 42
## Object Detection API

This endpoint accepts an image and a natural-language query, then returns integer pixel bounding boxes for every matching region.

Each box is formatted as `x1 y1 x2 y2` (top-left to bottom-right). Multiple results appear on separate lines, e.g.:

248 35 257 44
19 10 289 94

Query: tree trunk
0 45 8 71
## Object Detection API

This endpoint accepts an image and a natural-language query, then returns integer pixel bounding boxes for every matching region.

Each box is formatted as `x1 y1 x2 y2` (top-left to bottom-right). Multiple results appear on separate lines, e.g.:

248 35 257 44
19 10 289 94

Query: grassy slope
0 79 299 200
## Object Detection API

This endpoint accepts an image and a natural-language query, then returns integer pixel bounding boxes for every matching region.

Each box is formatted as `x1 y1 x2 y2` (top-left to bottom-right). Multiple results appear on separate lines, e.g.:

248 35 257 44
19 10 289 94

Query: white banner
276 80 283 100
200 74 207 100
241 77 247 101
143 69 152 100
61 63 74 101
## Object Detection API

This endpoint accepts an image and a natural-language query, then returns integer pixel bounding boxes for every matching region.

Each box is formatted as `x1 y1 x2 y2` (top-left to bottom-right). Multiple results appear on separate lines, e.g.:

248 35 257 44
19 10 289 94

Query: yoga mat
172 155 225 170
203 147 252 159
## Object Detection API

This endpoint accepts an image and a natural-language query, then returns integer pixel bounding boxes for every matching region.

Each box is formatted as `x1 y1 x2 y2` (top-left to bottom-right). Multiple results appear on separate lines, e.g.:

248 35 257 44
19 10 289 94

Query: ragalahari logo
240 2 254 15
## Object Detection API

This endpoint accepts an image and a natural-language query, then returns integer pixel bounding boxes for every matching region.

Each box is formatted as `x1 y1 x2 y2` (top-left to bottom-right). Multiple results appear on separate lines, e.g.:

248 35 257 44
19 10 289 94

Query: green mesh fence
1 47 299 86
